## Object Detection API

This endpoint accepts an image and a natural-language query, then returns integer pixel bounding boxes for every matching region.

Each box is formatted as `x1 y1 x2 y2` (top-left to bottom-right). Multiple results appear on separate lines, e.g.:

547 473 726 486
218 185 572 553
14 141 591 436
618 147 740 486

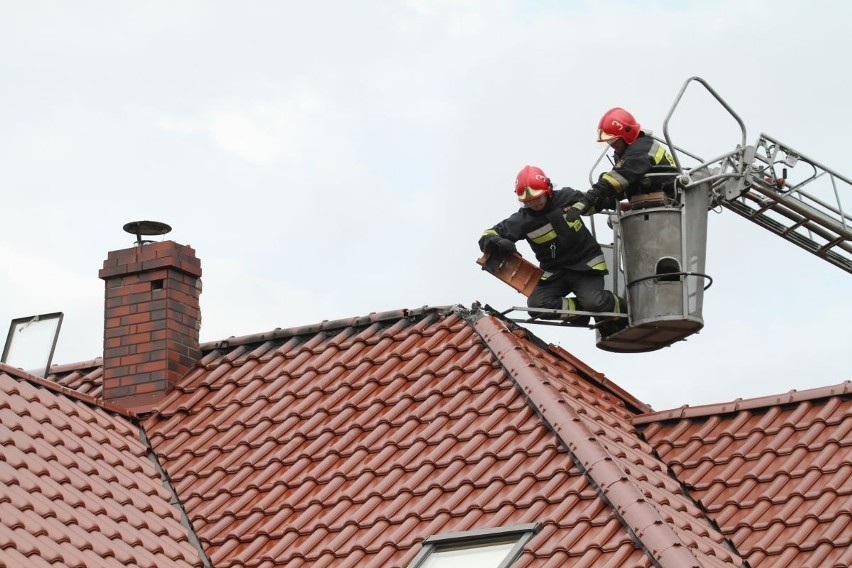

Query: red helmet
514 165 552 202
597 107 640 145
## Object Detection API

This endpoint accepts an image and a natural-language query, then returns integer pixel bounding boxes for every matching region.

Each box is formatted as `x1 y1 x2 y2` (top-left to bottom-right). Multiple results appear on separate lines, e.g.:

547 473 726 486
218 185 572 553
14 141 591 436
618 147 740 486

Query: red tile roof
473 315 740 567
137 305 739 567
638 382 852 568
47 358 104 398
0 363 202 567
4 304 849 567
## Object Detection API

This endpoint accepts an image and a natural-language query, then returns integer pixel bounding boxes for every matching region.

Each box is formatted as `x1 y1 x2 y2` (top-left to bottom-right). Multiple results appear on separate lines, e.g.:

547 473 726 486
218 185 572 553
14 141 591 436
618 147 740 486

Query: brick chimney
98 240 202 411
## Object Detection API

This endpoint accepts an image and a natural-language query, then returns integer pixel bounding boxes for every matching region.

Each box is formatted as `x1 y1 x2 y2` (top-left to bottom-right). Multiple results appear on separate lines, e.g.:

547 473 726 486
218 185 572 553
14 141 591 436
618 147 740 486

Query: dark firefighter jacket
586 132 678 211
479 188 607 274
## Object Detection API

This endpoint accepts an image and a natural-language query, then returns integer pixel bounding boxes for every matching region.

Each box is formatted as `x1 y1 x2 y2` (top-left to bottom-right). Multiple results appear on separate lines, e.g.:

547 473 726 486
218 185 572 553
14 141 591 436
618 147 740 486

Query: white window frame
406 523 541 568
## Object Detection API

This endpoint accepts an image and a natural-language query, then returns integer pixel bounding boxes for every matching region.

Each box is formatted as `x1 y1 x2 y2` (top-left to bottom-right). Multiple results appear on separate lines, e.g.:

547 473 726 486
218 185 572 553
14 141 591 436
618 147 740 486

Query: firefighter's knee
575 289 611 313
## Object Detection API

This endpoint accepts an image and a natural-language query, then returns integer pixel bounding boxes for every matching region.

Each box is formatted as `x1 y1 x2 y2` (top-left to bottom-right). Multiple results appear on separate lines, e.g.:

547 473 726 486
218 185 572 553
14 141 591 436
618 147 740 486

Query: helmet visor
597 128 617 143
517 186 547 202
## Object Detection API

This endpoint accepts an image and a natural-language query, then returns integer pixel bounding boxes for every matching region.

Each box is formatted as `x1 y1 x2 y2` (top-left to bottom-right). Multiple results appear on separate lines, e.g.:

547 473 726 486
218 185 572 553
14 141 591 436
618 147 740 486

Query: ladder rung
817 236 844 253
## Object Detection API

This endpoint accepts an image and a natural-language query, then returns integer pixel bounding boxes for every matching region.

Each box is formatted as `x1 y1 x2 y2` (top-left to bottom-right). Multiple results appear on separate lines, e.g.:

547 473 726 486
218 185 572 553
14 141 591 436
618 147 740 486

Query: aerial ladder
478 76 851 353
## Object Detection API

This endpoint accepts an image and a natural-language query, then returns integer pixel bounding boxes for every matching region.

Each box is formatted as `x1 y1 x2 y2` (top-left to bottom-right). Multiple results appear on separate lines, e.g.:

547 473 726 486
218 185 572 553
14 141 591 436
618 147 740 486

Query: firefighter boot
561 297 591 327
597 293 628 336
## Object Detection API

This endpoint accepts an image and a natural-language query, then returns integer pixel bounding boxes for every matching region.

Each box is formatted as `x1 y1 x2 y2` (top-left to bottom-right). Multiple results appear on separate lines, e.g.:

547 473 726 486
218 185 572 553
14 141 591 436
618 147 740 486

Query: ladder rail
725 189 852 254
752 133 852 226
722 199 852 273
742 174 852 244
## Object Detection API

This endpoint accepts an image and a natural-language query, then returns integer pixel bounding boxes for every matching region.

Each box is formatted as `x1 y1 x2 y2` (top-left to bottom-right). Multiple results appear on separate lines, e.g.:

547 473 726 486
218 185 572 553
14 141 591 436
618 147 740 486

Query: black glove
494 238 517 256
563 199 588 223
585 188 610 212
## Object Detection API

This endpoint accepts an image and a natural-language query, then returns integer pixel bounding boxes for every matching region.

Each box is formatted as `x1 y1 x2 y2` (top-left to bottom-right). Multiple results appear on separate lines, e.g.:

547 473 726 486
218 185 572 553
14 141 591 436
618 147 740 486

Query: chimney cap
123 220 172 245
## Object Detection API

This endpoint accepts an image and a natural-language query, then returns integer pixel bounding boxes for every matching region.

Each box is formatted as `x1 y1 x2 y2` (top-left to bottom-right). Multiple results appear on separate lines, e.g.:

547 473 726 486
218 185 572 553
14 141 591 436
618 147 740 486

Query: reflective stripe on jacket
588 132 678 210
479 188 607 274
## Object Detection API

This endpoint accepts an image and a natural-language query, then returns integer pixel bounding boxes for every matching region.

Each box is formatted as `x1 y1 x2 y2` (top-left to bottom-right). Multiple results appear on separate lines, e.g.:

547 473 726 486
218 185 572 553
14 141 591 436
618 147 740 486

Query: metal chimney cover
123 220 172 245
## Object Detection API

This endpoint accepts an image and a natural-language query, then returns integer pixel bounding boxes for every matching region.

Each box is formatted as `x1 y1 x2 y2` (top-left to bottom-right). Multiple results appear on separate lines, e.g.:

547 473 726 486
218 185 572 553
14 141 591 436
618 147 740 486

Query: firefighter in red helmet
479 165 626 329
577 107 679 213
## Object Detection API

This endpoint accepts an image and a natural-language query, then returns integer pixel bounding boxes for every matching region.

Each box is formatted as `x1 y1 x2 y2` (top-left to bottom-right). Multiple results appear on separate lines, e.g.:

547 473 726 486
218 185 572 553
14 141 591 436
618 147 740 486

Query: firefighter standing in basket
575 107 679 214
479 165 626 331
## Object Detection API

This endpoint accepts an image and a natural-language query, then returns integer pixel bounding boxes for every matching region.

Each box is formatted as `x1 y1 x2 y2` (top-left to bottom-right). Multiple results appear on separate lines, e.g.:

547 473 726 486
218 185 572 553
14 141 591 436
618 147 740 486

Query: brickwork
99 241 202 409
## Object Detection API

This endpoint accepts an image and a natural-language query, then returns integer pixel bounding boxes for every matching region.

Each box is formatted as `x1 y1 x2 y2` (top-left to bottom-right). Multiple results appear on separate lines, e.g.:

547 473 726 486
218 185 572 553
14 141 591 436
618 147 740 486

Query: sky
2 0 850 411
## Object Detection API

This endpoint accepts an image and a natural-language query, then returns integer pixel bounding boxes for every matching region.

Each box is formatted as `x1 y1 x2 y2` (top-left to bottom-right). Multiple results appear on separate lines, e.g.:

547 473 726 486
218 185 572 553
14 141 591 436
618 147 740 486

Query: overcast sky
2 0 849 411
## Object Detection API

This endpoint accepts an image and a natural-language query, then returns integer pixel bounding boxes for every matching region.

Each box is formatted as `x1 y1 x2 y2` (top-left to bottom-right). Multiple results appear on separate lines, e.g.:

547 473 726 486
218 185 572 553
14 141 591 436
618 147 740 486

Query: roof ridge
0 362 136 418
471 315 722 568
634 380 852 425
199 305 454 351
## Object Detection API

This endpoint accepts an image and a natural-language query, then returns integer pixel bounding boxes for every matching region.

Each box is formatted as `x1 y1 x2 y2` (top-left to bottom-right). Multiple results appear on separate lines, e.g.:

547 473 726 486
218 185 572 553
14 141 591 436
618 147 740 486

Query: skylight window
407 524 540 568
1 312 63 377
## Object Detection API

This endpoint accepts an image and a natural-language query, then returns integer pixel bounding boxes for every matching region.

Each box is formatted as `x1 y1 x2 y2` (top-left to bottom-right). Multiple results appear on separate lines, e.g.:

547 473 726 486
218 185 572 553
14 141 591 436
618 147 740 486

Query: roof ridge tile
636 381 852 424
473 314 741 567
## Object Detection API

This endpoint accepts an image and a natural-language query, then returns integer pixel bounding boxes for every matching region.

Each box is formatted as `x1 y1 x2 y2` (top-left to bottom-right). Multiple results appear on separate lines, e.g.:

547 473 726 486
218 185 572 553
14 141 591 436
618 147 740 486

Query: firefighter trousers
527 269 621 320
